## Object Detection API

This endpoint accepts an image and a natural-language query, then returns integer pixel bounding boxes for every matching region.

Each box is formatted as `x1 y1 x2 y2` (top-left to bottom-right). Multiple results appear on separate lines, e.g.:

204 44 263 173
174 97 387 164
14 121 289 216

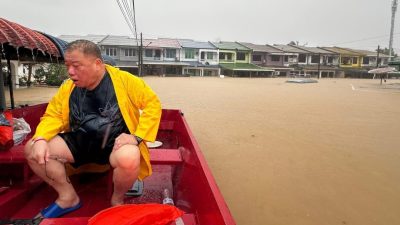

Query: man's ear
95 58 104 69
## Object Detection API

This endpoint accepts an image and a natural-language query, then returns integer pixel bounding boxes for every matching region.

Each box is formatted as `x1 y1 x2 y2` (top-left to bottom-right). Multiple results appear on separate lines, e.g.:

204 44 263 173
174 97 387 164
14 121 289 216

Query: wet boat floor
11 165 174 219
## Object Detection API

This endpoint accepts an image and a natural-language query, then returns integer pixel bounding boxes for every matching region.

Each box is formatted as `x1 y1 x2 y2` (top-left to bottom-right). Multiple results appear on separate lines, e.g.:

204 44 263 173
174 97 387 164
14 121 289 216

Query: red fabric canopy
0 17 60 57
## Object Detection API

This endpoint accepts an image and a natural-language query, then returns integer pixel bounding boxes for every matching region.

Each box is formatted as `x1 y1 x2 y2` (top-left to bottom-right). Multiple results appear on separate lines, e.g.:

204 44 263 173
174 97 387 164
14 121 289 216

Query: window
227 53 232 61
311 55 320 64
166 49 176 58
219 53 226 60
270 55 280 62
201 52 205 60
252 55 262 61
185 49 195 59
327 56 333 64
236 52 246 61
145 49 153 57
362 57 370 65
106 48 117 56
284 55 289 62
124 48 136 57
154 50 161 58
298 54 307 63
352 57 358 65
341 57 352 65
207 52 213 60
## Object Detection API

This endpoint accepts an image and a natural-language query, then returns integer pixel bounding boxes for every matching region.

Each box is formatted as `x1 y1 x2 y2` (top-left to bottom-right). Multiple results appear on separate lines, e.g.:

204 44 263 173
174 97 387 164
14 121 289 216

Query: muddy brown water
6 77 400 225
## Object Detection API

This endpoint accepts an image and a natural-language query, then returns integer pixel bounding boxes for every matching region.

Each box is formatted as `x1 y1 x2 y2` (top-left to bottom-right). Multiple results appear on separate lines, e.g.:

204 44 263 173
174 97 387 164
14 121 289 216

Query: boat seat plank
149 149 182 164
0 148 182 164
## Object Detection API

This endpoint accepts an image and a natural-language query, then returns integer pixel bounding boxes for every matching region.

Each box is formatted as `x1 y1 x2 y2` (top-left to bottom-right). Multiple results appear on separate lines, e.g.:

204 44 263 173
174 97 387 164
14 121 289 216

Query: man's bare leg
24 136 80 208
109 144 140 206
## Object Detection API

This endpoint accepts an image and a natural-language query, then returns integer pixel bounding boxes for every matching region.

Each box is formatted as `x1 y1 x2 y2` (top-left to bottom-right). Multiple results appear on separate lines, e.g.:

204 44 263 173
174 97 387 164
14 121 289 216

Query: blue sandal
41 202 82 218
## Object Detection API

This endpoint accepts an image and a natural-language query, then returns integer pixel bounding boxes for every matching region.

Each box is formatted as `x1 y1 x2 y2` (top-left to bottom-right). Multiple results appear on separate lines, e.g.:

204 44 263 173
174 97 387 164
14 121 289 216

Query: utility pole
138 33 142 76
389 0 398 59
140 32 144 76
377 45 380 68
317 53 321 79
0 57 5 111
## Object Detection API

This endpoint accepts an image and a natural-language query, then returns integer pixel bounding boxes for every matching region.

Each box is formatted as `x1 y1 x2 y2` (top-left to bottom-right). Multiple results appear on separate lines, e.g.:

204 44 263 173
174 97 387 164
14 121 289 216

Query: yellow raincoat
32 65 162 180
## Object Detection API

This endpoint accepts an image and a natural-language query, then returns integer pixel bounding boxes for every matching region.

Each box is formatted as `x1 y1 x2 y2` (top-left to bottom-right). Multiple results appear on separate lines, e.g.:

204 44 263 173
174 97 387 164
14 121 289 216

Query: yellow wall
339 55 362 68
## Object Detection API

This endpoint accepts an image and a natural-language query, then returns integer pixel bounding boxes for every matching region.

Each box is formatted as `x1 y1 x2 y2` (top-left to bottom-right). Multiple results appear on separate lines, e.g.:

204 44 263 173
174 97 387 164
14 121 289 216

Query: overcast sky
2 0 398 51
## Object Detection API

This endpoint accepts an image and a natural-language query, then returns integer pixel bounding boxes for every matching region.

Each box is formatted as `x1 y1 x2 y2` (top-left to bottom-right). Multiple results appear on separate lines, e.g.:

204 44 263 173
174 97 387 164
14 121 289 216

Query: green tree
45 64 68 86
34 64 69 86
33 66 46 84
376 47 397 57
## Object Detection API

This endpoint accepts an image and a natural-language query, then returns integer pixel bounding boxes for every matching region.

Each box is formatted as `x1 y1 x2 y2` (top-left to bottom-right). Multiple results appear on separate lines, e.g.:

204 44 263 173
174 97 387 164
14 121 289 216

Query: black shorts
58 130 114 168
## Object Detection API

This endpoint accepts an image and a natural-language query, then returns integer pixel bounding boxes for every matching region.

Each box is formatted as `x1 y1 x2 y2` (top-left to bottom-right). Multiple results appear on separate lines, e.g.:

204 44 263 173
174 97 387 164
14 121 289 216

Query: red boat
0 103 236 225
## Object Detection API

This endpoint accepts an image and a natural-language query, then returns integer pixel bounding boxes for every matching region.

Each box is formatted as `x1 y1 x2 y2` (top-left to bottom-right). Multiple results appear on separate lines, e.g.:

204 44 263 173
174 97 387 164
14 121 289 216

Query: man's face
64 49 102 89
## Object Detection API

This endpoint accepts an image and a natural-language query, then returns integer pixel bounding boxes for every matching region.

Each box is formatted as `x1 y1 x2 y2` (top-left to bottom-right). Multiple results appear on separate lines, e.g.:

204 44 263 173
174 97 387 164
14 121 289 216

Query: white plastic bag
13 118 31 145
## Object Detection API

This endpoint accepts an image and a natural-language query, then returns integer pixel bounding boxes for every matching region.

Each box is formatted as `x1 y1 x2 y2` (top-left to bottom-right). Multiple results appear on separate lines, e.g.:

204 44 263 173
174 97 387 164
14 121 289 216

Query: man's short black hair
65 39 103 60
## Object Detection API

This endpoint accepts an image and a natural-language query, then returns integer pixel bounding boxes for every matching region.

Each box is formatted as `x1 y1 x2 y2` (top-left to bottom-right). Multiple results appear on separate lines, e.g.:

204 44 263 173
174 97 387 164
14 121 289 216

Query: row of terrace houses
59 35 391 78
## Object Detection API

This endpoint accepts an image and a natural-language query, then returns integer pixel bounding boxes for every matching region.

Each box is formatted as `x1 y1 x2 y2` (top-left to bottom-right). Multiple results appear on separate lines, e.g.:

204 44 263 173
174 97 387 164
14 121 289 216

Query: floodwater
6 77 400 225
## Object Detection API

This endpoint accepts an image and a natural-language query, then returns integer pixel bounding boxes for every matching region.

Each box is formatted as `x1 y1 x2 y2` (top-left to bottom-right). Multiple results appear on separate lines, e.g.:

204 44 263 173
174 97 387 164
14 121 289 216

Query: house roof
100 35 139 46
344 48 390 58
58 35 108 44
212 41 251 51
239 42 283 53
220 63 274 71
144 38 181 48
320 47 362 56
178 39 216 49
273 44 310 54
291 46 337 54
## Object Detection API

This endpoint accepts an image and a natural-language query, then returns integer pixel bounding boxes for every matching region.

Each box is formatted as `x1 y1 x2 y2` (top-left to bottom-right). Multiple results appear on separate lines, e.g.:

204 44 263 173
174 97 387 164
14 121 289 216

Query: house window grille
253 55 262 61
270 55 280 62
207 52 214 60
185 49 195 59
106 48 117 57
145 49 153 57
362 57 370 65
166 49 176 58
311 55 320 64
124 48 136 57
298 54 307 63
237 52 246 61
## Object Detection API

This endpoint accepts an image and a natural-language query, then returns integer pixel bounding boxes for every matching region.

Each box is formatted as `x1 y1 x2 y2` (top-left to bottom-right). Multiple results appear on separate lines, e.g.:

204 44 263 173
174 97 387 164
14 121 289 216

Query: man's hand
113 133 138 151
29 139 50 165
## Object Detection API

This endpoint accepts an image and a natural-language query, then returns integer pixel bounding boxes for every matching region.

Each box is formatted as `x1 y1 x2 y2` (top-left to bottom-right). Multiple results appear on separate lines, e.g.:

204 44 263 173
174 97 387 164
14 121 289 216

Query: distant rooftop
291 46 336 54
179 39 216 49
344 48 390 58
58 35 108 44
212 41 251 51
320 47 361 56
273 44 310 54
239 42 283 53
144 38 180 48
100 35 139 46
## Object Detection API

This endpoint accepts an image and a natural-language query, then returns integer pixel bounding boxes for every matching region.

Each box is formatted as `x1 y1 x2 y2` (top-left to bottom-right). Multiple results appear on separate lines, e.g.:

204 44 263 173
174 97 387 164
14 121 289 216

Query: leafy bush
45 64 69 86
34 64 69 86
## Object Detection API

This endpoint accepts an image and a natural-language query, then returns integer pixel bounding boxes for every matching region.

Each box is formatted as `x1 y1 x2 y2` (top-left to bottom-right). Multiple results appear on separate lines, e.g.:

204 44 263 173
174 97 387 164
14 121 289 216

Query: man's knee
110 145 140 170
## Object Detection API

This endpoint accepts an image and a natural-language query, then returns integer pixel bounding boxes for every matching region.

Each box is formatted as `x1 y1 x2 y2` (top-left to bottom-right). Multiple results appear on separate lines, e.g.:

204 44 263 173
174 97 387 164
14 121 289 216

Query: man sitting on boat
23 40 162 218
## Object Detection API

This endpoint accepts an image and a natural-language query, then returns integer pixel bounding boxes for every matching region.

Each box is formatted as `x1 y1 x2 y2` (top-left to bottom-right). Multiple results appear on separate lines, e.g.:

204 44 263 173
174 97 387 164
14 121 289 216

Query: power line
330 32 400 45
